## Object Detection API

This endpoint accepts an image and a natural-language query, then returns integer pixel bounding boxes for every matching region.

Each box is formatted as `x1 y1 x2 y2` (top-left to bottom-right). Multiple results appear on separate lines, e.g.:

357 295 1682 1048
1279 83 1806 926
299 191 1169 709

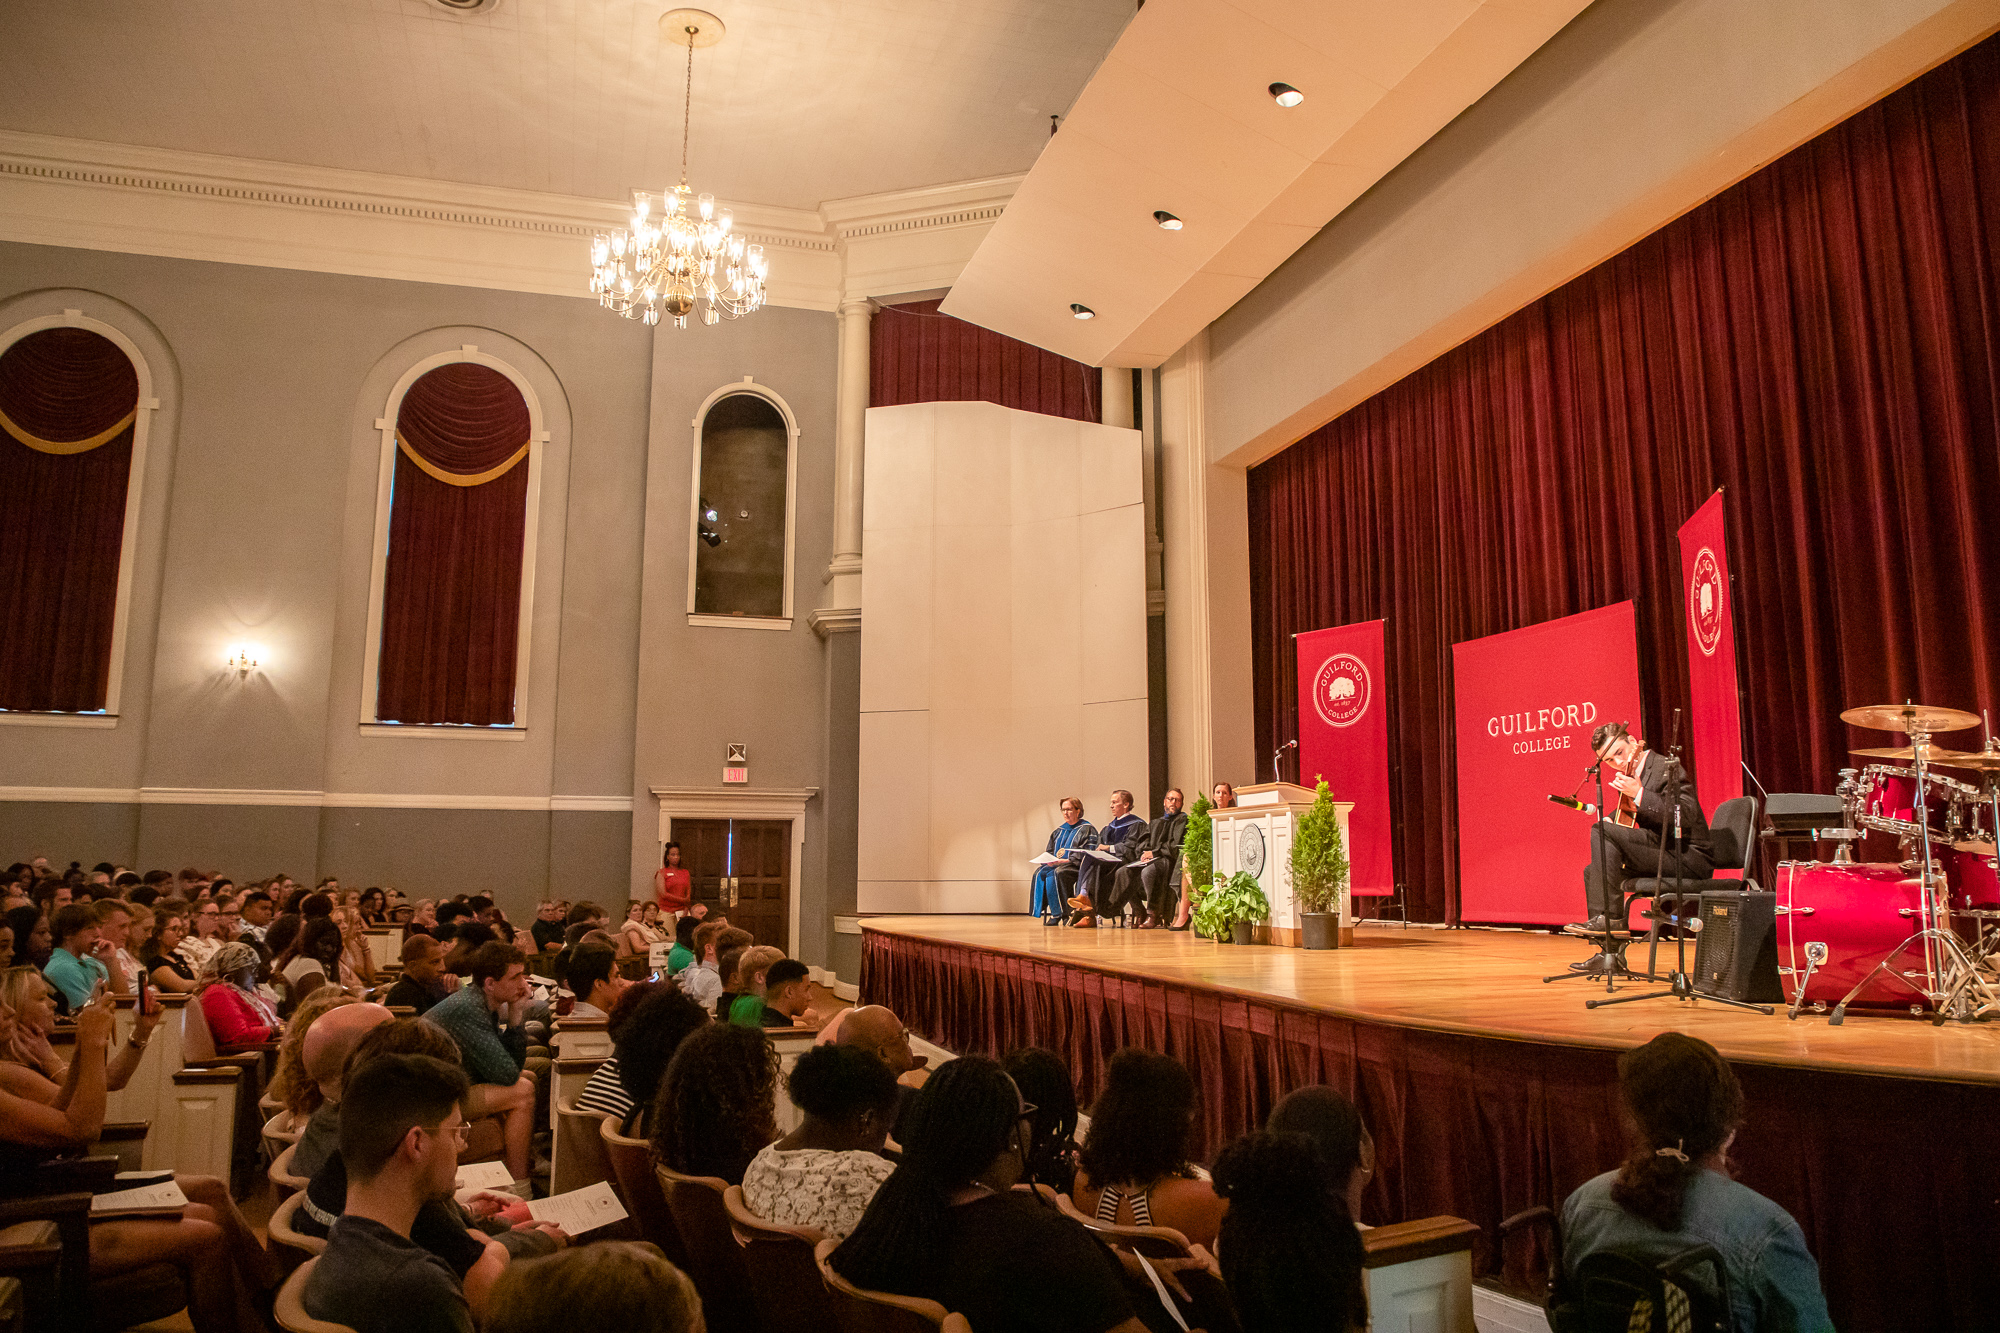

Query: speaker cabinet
1692 888 1782 1003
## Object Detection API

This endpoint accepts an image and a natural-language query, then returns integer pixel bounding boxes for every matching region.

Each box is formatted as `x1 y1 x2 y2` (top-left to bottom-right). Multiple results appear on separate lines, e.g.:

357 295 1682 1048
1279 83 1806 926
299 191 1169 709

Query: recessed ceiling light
1070 304 1096 320
1269 82 1304 108
1153 211 1183 231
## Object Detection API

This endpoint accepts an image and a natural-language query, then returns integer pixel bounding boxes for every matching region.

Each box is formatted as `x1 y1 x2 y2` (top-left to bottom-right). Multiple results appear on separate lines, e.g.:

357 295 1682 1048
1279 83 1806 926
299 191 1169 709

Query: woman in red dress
654 841 692 918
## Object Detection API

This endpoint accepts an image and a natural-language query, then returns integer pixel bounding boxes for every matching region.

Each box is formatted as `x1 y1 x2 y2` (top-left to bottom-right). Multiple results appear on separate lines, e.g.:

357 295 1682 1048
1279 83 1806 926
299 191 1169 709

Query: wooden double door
672 818 791 949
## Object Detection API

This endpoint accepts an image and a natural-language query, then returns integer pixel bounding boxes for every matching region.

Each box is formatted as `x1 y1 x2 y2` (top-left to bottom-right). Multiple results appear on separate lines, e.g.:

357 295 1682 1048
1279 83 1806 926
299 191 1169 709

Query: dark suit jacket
1123 811 1189 875
1633 751 1710 855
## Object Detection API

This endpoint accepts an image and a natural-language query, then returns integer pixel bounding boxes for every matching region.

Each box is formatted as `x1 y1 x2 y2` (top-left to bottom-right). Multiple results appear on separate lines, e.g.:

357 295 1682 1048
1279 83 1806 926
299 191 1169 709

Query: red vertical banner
1453 604 1645 924
1678 490 1744 818
1296 620 1393 896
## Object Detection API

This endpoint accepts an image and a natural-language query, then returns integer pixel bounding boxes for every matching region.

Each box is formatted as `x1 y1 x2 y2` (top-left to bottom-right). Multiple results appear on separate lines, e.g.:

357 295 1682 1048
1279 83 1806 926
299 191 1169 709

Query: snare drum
1776 861 1934 1010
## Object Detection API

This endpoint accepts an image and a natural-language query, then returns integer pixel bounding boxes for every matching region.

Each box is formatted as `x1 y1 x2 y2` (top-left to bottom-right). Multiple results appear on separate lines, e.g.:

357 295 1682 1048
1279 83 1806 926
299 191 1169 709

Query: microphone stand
1544 754 1632 990
1589 710 1772 1013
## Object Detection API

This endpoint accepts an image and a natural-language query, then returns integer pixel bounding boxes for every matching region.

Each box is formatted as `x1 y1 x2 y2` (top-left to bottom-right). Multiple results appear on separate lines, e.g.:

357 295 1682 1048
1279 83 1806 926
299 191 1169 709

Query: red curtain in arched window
375 362 531 726
0 328 139 712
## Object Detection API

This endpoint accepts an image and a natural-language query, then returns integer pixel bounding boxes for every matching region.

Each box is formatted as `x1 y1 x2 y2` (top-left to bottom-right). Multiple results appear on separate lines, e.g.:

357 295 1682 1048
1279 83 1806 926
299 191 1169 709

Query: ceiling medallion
589 9 768 329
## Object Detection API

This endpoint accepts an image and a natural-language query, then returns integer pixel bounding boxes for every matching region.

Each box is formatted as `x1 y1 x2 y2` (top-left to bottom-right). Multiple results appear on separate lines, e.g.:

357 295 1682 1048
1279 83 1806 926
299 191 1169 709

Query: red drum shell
1777 861 1933 1010
1945 847 1999 911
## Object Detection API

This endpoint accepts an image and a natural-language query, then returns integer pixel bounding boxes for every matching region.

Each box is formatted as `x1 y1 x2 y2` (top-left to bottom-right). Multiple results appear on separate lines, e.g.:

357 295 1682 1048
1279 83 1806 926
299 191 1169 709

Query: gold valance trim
0 405 136 455
395 431 530 487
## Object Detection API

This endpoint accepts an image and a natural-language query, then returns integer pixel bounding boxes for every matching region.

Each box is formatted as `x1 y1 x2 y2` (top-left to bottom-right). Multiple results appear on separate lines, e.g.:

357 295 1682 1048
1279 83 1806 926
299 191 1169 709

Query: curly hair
787 1044 900 1127
650 1021 778 1184
615 983 712 1109
272 991 359 1117
1611 1033 1744 1231
1213 1131 1367 1333
1077 1047 1199 1188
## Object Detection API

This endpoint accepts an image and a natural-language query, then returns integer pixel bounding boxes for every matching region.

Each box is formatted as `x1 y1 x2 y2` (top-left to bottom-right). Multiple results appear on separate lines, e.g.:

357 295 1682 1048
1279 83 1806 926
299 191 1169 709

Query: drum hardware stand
1787 941 1829 1021
1831 768 1864 865
1544 754 1634 990
1830 713 2000 1026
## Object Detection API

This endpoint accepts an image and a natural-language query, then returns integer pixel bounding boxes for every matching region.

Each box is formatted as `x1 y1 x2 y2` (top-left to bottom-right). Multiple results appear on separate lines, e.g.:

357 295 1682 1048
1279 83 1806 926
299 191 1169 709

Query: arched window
0 325 144 713
370 357 538 726
688 382 798 628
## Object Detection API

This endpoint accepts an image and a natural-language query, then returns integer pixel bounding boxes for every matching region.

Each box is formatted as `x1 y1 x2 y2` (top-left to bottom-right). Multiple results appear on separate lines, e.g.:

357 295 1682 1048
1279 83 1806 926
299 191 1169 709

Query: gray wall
0 242 844 943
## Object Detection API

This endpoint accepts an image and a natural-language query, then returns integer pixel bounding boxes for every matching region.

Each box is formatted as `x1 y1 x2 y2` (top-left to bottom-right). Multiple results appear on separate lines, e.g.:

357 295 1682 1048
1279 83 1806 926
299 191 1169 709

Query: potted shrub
1179 794 1213 927
1290 777 1350 950
1194 871 1269 945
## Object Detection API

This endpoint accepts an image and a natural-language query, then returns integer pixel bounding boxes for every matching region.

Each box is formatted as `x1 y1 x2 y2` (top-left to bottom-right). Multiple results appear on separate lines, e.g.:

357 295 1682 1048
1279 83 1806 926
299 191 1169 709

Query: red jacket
200 984 278 1048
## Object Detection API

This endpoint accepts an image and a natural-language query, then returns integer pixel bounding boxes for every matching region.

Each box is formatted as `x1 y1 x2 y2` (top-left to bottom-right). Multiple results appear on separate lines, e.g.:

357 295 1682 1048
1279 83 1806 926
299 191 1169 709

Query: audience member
1074 1048 1226 1249
443 921 499 976
1264 1086 1373 1220
651 1020 779 1184
43 902 110 1011
339 906 379 987
564 943 624 1020
1031 796 1096 923
423 941 538 1181
0 920 12 968
575 983 709 1134
1560 1033 1833 1332
272 990 360 1121
485 1242 701 1333
275 916 350 1012
1003 1046 1082 1195
93 898 141 993
562 901 607 939
177 898 226 972
405 899 439 939
832 1055 1153 1333
359 888 391 925
679 922 749 1011
3 906 49 970
293 1003 396 1178
386 933 455 1015
724 945 790 1027
0 994 275 1332
529 900 567 953
1211 1131 1367 1333
143 907 198 992
614 900 666 962
194 941 282 1048
237 890 274 943
0 964 161 1094
665 914 699 977
742 1044 899 1240
302 1053 479 1333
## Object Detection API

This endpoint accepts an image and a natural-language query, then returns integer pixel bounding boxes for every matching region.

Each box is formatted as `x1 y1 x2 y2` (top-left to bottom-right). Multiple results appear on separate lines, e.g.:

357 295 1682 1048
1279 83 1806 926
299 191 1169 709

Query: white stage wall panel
858 401 1147 914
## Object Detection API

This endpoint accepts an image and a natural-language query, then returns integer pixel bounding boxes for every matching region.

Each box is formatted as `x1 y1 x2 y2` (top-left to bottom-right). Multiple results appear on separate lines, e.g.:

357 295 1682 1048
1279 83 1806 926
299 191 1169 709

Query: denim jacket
1562 1168 1835 1333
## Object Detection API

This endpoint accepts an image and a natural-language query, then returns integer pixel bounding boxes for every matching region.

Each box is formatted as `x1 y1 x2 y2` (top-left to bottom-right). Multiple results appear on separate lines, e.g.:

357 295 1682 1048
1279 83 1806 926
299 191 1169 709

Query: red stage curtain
872 299 1102 422
1249 37 2000 923
375 362 531 726
863 930 2000 1333
0 328 139 712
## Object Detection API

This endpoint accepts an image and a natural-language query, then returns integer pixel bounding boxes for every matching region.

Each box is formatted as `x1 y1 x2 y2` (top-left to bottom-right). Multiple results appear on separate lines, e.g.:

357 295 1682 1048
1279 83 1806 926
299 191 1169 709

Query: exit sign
722 766 748 784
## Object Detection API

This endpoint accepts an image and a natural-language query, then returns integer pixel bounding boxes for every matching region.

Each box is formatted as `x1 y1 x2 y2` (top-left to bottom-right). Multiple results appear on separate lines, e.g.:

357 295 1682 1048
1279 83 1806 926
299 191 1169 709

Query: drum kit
1777 702 2000 1024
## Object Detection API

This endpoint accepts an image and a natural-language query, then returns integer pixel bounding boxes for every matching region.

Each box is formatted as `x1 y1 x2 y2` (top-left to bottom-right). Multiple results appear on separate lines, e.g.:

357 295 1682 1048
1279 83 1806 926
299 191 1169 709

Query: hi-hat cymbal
1849 745 1967 762
1930 747 2000 773
1840 703 1982 733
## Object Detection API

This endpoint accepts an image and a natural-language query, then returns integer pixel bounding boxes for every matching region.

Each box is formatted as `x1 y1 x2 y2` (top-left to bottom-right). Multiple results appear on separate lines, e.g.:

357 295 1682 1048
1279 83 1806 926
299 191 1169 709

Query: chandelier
590 10 767 328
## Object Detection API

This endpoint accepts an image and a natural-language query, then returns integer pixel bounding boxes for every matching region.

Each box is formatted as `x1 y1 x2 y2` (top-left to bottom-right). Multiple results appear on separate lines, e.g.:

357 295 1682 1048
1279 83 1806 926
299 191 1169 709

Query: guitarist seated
1573 721 1713 941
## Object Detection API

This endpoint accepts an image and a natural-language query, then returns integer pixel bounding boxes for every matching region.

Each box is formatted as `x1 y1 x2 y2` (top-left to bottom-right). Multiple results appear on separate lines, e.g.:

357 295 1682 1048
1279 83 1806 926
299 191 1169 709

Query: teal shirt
44 947 110 1011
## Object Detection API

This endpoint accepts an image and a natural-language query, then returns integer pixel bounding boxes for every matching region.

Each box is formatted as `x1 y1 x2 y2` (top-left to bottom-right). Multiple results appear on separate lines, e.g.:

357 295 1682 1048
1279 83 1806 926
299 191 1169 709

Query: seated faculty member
1107 788 1188 928
1031 797 1096 922
1067 789 1145 928
303 1052 479 1333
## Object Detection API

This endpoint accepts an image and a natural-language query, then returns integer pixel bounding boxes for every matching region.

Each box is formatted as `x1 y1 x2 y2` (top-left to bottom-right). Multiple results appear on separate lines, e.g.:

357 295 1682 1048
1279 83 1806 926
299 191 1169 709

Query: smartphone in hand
137 975 157 1017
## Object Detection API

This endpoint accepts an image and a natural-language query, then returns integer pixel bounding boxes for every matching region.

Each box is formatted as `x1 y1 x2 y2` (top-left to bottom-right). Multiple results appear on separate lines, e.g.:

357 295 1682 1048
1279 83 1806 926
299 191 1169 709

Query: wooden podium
1210 782 1354 946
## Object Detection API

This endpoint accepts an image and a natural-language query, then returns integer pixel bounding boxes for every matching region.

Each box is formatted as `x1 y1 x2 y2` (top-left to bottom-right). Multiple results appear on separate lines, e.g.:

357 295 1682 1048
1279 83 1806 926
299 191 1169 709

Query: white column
825 298 871 614
1099 365 1133 429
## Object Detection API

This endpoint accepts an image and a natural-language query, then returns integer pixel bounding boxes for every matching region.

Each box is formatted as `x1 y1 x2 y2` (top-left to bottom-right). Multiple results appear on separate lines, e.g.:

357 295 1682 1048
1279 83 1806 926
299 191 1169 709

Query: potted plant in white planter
1194 871 1269 945
1290 777 1349 950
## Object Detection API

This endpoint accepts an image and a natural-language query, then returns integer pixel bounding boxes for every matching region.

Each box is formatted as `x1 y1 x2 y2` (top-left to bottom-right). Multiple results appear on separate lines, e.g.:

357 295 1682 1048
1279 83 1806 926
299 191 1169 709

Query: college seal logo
1688 547 1724 658
1312 653 1372 729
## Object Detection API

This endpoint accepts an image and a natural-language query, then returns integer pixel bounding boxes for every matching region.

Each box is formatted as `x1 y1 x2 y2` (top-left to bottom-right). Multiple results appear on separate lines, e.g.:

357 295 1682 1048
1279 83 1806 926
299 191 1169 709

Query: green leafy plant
1289 777 1350 916
1182 795 1214 893
1193 871 1269 940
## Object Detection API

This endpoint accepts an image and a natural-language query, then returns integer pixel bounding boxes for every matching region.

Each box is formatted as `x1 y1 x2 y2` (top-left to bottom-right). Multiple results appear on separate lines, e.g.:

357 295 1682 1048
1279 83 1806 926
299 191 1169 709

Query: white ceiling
0 0 1135 212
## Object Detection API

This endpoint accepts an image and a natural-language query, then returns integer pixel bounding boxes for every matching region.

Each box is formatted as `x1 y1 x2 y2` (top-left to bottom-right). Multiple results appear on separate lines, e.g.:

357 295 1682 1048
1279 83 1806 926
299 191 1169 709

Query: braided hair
1212 1131 1368 1333
1611 1032 1743 1231
830 1055 1024 1293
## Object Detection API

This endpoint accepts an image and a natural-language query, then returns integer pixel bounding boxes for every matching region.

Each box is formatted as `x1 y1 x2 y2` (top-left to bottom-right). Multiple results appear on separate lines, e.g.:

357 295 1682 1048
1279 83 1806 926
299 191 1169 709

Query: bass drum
1776 861 1932 1011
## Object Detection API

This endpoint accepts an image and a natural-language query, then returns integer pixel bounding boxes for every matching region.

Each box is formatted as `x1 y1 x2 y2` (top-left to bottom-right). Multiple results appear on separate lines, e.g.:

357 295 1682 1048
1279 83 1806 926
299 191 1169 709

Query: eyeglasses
437 1120 471 1144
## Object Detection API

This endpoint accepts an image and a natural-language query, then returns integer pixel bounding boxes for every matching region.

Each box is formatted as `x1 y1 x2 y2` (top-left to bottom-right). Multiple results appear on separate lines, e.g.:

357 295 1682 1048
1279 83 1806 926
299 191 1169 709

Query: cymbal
1849 745 1967 762
1930 747 2000 773
1841 703 1981 733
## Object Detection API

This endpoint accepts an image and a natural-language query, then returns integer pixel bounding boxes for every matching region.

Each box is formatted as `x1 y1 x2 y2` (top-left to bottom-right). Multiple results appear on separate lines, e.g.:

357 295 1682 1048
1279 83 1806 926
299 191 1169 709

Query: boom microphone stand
1588 711 1772 1013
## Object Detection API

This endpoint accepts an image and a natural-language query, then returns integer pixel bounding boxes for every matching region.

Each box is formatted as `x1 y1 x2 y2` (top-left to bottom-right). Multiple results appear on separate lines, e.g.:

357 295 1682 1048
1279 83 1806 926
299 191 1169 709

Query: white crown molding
0 131 1020 313
0 783 632 812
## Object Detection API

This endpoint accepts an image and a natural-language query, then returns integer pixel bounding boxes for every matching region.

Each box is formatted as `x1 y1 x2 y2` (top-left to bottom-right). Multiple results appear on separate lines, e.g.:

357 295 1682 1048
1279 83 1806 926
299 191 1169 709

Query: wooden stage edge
859 916 2000 1087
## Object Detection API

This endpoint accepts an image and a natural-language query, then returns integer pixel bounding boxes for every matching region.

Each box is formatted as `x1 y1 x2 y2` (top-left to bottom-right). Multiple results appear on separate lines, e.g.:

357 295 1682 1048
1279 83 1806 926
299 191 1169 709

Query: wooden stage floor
860 915 2000 1085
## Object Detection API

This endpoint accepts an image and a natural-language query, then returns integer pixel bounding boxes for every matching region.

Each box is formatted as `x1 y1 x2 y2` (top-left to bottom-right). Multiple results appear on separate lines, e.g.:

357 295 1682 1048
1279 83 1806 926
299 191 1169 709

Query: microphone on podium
1273 738 1298 780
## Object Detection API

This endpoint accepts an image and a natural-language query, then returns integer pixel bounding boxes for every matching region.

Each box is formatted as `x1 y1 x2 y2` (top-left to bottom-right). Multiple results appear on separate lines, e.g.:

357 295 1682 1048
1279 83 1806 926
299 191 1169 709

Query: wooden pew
1361 1215 1481 1333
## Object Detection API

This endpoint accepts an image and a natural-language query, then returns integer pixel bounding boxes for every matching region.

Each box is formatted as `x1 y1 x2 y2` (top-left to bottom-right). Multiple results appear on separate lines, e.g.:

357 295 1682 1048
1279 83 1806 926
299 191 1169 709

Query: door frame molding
651 786 819 960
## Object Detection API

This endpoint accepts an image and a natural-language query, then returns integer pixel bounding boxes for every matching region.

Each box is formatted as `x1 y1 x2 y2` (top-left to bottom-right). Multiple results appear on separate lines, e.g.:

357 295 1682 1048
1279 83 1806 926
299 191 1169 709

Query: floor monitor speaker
1692 888 1782 1003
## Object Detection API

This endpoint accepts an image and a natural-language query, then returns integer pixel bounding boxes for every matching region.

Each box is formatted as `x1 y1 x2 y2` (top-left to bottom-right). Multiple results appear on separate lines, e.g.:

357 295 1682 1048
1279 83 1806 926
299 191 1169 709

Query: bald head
835 1005 924 1073
303 1002 393 1099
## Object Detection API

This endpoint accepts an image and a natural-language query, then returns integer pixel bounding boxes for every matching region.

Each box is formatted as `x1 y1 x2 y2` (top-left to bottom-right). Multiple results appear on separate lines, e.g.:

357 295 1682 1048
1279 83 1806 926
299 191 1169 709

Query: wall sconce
226 646 260 676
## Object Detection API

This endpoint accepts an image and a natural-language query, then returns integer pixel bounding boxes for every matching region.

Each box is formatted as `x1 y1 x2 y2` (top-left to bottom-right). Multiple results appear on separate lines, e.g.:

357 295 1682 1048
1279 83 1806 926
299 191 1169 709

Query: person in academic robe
1030 798 1096 922
1573 722 1712 947
1106 790 1188 928
1066 790 1145 929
